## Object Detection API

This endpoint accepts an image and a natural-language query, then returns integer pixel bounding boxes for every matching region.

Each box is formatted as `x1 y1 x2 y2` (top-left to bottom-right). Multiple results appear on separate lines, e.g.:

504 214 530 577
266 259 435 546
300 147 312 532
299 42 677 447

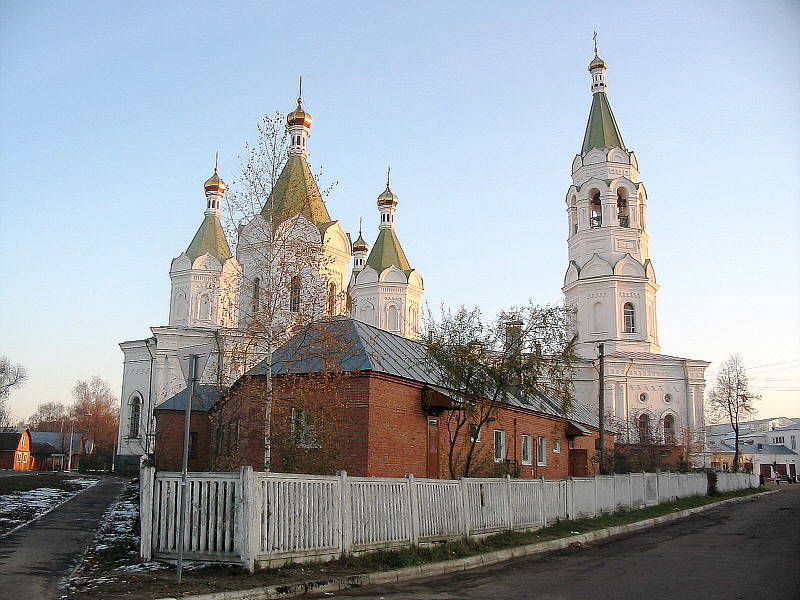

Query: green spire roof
260 154 332 227
581 92 625 154
365 228 411 272
185 215 232 262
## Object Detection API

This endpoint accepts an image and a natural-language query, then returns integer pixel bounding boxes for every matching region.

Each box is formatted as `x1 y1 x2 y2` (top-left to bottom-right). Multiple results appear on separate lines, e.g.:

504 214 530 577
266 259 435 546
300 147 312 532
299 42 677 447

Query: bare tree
0 356 28 430
705 355 760 472
28 401 69 429
72 376 120 467
212 109 347 469
423 303 578 478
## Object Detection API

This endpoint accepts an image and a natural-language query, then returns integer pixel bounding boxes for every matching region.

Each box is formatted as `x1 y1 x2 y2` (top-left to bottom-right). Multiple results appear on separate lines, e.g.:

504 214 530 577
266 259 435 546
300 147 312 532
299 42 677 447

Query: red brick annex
154 318 612 479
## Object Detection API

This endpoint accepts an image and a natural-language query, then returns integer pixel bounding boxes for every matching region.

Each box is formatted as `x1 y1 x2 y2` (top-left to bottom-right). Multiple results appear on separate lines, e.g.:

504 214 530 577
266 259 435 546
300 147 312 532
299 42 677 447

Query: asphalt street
312 487 800 600
0 476 125 600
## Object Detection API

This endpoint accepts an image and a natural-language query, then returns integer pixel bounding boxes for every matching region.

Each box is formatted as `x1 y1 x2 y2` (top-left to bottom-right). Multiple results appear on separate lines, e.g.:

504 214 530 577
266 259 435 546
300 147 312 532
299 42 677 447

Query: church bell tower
563 44 660 358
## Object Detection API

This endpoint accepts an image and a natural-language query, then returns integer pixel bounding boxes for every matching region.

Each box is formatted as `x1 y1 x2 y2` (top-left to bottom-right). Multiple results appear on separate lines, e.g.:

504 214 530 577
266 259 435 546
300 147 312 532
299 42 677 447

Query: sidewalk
0 476 126 600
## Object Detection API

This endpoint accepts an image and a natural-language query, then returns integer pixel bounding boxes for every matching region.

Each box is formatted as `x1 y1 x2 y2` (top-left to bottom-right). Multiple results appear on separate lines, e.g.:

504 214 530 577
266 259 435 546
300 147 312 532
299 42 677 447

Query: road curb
156 490 776 600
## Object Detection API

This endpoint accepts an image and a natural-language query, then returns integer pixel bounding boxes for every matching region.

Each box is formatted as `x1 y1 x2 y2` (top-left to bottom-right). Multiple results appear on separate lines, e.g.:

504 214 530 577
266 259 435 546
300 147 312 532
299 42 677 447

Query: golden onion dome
352 232 369 252
377 185 398 207
588 55 607 71
204 169 227 193
287 98 313 128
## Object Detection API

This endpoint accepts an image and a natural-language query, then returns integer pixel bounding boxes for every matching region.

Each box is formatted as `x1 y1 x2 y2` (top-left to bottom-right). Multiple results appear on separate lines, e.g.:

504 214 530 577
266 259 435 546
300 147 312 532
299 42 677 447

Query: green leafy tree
423 303 578 478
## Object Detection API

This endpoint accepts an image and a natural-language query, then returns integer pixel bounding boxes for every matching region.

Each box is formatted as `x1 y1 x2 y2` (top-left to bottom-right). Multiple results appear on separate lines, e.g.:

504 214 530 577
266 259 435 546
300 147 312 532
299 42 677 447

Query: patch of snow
115 561 166 572
0 479 98 537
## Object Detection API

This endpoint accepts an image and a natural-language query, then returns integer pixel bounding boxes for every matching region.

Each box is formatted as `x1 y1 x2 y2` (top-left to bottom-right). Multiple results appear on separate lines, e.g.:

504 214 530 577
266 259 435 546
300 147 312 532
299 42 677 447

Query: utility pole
598 343 606 474
176 353 198 585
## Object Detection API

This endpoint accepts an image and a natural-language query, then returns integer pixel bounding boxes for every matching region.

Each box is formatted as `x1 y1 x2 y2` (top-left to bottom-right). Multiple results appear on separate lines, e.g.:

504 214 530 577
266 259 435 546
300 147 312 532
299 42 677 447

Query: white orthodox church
115 95 424 472
564 50 708 450
116 48 708 472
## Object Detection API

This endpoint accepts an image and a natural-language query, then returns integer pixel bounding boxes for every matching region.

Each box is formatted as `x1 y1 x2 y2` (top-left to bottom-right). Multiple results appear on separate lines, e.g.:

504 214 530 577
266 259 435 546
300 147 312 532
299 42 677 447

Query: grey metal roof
31 441 62 455
30 432 82 454
715 440 798 455
249 317 605 431
155 384 228 412
608 350 709 363
0 432 23 452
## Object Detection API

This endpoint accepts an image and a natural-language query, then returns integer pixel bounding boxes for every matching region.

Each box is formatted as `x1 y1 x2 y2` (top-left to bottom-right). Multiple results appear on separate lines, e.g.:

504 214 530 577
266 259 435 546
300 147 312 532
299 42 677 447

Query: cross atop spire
214 150 219 172
386 166 391 188
298 75 303 103
593 31 598 56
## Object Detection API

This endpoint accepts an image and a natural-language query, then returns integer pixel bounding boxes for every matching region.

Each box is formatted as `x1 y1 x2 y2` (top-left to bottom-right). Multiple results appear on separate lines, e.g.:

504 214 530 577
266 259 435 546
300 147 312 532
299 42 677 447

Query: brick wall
176 369 613 481
153 410 211 472
210 373 372 475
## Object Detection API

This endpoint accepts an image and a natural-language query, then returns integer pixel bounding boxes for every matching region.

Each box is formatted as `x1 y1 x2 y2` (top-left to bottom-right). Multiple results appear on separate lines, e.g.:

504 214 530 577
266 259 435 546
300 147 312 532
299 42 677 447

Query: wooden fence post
139 466 154 561
539 476 547 527
567 478 574 520
337 471 352 555
628 472 633 508
458 478 471 537
405 474 419 545
505 474 513 531
237 466 259 573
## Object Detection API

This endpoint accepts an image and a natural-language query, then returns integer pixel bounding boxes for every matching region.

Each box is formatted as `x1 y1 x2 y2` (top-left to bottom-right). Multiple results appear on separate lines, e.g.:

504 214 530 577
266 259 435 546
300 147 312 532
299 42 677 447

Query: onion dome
353 231 369 252
204 168 227 193
377 184 398 207
588 55 606 71
287 98 313 128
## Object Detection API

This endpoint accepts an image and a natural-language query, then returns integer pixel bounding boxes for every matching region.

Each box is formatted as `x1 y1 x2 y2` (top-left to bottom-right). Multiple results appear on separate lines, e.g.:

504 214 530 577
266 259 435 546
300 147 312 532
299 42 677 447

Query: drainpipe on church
143 337 156 457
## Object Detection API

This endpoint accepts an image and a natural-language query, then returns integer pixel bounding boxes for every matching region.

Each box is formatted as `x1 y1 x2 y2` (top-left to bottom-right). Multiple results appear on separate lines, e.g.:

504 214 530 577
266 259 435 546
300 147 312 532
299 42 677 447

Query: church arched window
128 395 142 438
289 276 301 312
663 414 676 445
617 191 629 227
590 191 602 228
592 302 603 333
637 413 651 443
387 304 400 332
252 277 260 311
198 293 211 321
327 281 337 315
623 303 635 333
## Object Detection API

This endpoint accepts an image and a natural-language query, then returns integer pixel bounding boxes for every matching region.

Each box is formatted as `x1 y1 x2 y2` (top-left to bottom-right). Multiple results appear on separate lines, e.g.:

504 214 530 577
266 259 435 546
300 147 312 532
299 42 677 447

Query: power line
746 358 800 371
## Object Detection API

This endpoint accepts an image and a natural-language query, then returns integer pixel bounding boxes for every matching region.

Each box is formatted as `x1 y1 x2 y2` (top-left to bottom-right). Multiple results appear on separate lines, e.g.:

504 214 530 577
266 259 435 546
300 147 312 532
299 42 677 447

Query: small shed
0 429 33 470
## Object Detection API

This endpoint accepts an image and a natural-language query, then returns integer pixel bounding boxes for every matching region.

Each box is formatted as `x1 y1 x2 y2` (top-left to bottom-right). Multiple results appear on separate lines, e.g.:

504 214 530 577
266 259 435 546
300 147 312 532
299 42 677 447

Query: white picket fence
139 468 758 571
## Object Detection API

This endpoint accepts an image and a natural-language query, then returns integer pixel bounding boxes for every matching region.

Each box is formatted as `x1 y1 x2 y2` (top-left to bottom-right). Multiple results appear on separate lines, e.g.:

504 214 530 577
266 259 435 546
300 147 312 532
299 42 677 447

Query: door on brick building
426 418 439 478
568 448 589 477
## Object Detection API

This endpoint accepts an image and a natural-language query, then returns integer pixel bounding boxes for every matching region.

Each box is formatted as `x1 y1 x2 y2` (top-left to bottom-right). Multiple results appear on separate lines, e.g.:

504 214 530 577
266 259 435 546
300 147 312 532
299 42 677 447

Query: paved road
0 477 126 600
314 488 800 600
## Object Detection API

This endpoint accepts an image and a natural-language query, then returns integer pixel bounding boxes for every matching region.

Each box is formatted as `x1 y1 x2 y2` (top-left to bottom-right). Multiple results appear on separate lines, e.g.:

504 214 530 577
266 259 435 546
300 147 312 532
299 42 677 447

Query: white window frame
521 434 532 465
494 429 506 462
553 438 561 453
537 436 547 466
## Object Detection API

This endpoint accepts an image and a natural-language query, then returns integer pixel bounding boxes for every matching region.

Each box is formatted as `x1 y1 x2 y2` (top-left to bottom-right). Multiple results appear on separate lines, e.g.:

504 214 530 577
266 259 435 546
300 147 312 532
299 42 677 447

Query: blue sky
1 1 798 421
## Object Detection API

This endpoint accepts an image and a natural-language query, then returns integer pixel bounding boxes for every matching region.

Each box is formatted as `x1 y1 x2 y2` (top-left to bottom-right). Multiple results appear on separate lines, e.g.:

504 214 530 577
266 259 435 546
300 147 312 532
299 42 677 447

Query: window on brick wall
553 439 561 453
521 434 532 465
291 407 320 448
494 429 506 462
537 436 547 466
469 424 481 442
189 432 198 459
